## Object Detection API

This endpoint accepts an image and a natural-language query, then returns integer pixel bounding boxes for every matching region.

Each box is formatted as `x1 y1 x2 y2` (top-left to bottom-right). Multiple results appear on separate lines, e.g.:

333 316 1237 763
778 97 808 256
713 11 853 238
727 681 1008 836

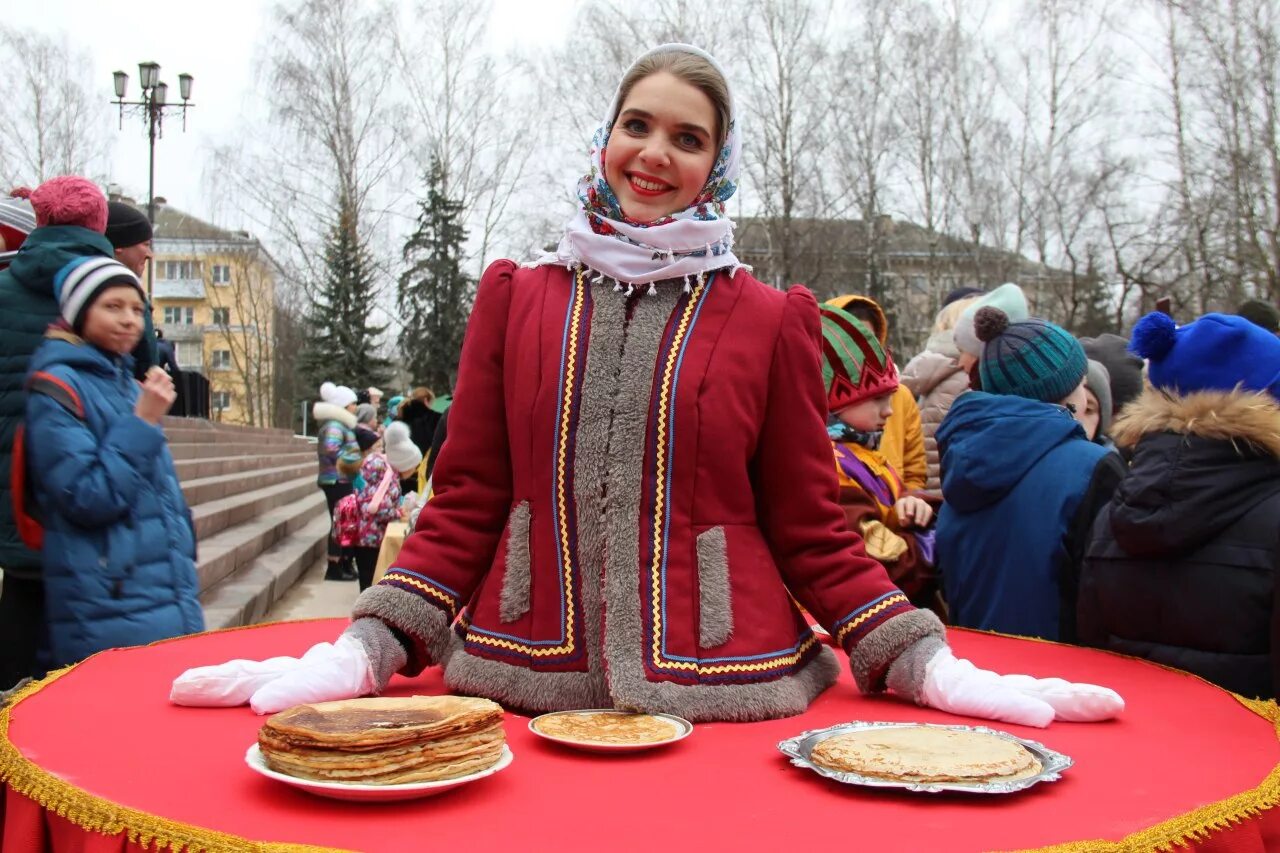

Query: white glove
170 634 376 715
919 647 1124 728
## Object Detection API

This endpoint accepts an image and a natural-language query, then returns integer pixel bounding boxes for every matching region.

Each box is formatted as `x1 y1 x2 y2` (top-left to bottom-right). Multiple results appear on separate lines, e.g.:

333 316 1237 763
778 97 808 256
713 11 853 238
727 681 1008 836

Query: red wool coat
354 261 941 721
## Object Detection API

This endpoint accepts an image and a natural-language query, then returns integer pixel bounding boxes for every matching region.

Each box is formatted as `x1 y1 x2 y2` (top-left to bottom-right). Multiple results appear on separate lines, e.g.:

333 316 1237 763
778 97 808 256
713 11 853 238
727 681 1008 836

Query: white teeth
631 176 670 192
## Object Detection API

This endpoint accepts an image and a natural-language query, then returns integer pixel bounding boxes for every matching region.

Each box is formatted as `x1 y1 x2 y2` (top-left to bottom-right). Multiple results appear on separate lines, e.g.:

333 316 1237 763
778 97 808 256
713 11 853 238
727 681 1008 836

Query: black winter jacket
1078 388 1280 699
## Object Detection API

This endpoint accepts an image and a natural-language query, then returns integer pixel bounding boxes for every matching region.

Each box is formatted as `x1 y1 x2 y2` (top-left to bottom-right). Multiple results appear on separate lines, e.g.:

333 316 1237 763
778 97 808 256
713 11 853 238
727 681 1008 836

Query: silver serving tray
778 720 1072 794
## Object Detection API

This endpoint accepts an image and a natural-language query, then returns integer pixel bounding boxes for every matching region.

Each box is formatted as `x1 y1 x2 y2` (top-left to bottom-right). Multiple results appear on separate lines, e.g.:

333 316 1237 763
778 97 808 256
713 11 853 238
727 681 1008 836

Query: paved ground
264 558 360 621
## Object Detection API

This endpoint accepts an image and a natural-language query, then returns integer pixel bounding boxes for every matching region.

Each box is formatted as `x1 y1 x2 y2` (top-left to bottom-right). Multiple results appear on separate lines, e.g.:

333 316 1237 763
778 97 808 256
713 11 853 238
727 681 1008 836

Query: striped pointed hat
819 304 899 412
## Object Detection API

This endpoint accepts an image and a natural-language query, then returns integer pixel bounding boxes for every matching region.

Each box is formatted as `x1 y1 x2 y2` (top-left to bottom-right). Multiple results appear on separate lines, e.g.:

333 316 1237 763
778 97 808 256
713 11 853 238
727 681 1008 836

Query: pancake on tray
258 695 505 785
534 711 679 745
809 726 1040 783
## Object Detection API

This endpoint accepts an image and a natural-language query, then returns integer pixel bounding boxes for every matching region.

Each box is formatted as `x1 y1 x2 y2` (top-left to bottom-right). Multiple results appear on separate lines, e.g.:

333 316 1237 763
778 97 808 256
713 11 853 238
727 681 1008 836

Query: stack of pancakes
258 696 505 785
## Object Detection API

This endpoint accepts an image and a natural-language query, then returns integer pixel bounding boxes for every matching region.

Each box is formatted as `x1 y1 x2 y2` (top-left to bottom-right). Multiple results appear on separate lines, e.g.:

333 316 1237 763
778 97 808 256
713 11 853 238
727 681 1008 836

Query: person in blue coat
935 308 1124 642
23 256 203 668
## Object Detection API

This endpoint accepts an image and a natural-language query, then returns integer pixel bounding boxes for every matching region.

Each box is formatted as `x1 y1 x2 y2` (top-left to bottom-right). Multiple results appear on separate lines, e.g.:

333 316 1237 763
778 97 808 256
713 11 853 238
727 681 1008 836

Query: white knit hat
953 283 1029 357
383 421 423 475
320 381 357 408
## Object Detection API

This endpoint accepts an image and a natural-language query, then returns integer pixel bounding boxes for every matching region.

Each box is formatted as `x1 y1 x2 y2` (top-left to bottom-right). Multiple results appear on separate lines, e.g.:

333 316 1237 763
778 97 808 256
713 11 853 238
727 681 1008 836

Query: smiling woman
174 44 1125 733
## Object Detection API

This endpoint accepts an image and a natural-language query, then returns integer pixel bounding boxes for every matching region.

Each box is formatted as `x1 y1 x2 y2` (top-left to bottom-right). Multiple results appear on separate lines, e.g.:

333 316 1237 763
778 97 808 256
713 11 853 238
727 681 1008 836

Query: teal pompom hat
1129 311 1280 401
975 307 1088 403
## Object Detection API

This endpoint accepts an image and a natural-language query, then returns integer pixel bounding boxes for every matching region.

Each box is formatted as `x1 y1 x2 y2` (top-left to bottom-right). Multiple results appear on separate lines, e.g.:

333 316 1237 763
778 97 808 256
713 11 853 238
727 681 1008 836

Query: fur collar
312 401 357 429
1112 387 1280 459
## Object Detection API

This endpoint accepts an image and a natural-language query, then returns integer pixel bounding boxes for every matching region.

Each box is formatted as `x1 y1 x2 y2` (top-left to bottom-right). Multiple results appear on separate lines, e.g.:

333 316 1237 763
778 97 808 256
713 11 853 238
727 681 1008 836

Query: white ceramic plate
528 709 693 753
245 743 513 802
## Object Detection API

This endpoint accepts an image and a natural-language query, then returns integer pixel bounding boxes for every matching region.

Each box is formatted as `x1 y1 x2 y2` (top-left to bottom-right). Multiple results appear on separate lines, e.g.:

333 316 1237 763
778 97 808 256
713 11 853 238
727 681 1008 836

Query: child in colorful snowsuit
818 305 941 614
346 427 402 592
314 382 361 581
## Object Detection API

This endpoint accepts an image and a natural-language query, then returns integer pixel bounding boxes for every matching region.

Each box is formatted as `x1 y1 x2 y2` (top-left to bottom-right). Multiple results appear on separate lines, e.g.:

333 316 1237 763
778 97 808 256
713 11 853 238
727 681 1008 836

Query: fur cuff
885 635 947 703
849 608 945 693
344 618 409 691
352 584 454 676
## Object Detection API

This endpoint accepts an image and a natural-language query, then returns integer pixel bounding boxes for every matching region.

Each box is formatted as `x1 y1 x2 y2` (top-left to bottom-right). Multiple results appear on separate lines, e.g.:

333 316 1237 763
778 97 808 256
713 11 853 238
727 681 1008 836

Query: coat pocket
695 526 733 647
499 501 532 623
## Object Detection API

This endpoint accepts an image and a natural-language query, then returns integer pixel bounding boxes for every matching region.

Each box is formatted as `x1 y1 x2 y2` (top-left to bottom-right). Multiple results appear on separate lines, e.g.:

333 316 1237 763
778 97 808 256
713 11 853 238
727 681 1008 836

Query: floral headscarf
532 43 743 288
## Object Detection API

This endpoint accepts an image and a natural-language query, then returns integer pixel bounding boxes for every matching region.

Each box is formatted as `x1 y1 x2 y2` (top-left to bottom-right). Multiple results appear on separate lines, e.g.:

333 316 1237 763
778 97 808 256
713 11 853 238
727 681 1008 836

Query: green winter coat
0 226 160 579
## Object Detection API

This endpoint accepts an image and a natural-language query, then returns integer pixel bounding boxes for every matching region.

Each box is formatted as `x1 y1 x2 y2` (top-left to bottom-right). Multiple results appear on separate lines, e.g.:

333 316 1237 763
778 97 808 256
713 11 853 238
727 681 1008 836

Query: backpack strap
11 372 87 550
26 371 86 420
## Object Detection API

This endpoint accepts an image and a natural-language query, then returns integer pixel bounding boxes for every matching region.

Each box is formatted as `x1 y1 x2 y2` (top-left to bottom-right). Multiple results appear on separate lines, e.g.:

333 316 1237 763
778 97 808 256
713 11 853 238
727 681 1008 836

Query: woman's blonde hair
933 295 981 335
410 386 435 403
615 51 731 148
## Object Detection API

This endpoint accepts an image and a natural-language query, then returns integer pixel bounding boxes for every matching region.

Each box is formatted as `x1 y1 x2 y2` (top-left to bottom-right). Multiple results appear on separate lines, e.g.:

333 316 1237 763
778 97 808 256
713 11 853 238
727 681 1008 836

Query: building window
163 306 195 325
211 264 232 286
211 307 231 325
175 341 202 370
212 391 232 411
211 350 232 370
160 260 198 280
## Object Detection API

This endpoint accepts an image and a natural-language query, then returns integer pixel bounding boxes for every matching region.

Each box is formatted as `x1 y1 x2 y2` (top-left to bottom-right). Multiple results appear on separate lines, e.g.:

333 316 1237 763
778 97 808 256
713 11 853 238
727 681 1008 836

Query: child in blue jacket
935 308 1124 642
23 256 203 667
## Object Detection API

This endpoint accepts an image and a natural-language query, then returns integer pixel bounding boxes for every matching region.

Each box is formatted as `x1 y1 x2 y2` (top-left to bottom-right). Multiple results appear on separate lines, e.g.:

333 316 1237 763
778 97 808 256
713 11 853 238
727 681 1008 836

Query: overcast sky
8 0 577 224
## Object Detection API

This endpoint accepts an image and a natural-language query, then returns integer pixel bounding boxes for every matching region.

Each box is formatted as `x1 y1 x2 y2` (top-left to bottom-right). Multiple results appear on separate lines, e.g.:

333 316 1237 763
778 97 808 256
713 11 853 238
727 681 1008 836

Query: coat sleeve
752 286 943 692
352 260 517 673
898 391 928 492
1059 451 1126 643
25 380 165 529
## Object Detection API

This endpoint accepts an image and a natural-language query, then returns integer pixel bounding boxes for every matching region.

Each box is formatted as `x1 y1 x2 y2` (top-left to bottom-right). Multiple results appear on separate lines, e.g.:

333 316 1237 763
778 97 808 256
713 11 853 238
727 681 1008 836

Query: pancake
533 712 679 745
808 726 1040 783
259 695 505 785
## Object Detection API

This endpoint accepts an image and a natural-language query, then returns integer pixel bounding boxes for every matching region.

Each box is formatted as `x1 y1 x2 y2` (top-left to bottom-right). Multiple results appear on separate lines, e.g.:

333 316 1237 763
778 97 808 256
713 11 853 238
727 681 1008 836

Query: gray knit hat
1080 333 1144 413
1084 359 1113 436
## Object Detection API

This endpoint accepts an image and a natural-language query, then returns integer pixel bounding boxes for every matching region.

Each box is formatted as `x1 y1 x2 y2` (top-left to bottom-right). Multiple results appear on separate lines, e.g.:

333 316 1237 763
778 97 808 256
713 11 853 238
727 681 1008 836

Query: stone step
164 426 311 447
191 475 321 540
181 459 318 508
168 438 315 461
195 487 327 593
201 513 333 629
172 451 315 483
163 416 299 441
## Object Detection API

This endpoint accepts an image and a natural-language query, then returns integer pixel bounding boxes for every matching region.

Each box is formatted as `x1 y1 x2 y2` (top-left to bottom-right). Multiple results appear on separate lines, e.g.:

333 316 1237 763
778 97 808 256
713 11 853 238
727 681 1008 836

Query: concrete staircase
164 417 330 630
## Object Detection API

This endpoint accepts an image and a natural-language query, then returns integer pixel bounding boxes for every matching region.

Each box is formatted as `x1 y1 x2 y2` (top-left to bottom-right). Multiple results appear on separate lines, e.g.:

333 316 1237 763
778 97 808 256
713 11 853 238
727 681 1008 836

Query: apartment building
117 196 283 426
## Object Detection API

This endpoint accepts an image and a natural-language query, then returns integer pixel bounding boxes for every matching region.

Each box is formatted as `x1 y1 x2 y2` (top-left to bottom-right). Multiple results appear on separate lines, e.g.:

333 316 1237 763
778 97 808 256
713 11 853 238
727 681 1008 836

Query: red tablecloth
2 620 1277 853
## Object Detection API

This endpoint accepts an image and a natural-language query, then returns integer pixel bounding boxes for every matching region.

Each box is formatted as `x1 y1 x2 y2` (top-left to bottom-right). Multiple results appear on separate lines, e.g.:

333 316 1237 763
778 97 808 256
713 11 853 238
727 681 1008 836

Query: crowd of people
0 177 198 692
1 44 1276 730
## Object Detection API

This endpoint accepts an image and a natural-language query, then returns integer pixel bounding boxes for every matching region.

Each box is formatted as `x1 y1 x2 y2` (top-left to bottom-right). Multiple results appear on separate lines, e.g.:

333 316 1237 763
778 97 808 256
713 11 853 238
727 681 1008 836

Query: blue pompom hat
1129 311 1280 401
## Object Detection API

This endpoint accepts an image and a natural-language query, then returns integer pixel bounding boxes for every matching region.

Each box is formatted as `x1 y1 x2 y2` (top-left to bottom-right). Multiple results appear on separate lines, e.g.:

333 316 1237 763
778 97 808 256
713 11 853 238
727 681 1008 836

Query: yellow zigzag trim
467 274 589 659
834 593 909 646
649 278 702 670
383 571 457 619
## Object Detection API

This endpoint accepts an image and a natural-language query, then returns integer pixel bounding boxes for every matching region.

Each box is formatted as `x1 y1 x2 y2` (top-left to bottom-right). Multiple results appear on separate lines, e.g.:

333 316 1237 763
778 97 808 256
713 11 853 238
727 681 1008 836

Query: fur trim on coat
1112 387 1280 459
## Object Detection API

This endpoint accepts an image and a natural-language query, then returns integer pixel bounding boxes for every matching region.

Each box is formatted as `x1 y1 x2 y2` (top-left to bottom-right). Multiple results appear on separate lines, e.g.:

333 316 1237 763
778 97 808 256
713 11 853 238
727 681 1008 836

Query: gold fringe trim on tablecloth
0 620 351 853
953 628 1280 852
2 622 1278 852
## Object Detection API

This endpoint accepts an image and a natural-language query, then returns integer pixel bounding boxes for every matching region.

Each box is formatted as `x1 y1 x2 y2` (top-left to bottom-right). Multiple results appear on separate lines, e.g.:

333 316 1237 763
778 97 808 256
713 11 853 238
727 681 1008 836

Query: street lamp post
110 62 195 301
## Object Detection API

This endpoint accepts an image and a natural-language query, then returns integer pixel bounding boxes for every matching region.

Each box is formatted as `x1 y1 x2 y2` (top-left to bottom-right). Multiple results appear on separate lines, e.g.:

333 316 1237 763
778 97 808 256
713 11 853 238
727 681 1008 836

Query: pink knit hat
29 176 108 233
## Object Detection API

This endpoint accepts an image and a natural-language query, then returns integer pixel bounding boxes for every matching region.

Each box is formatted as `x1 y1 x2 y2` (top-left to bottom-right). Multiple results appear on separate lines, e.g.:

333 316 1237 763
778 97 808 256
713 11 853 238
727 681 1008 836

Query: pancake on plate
809 726 1040 783
533 711 679 745
258 695 505 784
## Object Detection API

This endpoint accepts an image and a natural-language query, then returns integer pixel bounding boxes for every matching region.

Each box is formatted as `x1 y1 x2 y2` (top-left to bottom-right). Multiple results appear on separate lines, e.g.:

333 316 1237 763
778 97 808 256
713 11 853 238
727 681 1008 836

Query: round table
2 619 1277 852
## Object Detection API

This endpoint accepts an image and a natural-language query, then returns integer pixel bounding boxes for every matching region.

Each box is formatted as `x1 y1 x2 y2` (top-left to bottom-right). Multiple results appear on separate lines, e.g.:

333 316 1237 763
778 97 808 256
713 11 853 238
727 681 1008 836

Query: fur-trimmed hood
1106 387 1280 557
1112 387 1280 460
312 401 357 429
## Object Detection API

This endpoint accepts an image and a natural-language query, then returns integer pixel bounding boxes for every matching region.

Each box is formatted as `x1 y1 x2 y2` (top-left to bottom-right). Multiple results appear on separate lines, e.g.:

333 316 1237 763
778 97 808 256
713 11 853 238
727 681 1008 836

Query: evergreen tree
398 158 475 393
299 194 390 397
